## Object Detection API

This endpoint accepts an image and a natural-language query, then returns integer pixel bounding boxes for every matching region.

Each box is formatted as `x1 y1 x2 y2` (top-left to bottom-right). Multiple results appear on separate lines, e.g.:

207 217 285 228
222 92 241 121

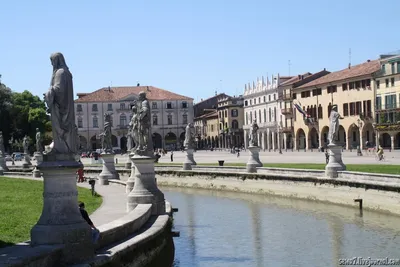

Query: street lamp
277 125 282 154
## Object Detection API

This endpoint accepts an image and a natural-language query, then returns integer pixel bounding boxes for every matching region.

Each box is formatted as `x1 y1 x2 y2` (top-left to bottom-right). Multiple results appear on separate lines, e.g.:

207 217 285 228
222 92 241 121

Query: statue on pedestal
249 120 259 147
35 128 43 153
100 113 113 153
184 123 195 149
128 103 140 152
0 131 5 156
131 91 153 156
23 135 29 154
327 105 343 145
43 52 78 156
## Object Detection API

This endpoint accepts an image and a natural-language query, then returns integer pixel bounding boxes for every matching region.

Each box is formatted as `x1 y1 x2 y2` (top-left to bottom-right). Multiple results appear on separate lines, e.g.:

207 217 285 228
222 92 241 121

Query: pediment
120 93 138 102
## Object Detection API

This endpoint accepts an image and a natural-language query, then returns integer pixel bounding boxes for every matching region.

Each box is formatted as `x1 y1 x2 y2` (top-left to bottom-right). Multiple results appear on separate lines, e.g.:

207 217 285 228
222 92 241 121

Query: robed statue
43 52 78 155
23 135 29 154
327 104 343 145
127 103 140 152
35 128 43 153
184 123 195 149
100 113 113 153
249 120 259 147
0 131 5 156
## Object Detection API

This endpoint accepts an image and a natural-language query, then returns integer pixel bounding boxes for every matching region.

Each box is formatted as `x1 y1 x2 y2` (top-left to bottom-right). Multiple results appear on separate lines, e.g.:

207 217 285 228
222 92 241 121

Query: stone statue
328 104 343 145
128 103 140 152
23 135 29 154
43 52 78 156
0 131 5 156
249 120 259 147
75 124 80 152
135 91 153 155
35 128 43 153
184 123 195 149
100 113 113 153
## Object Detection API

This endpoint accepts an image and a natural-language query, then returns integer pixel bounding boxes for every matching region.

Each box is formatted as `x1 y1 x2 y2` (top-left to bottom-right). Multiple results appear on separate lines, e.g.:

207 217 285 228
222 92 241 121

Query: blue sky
1 0 399 103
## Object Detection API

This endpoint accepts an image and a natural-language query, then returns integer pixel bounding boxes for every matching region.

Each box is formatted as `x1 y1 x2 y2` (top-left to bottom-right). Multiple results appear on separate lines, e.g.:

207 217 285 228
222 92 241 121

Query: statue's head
138 91 146 101
50 52 68 70
36 128 39 132
332 104 338 111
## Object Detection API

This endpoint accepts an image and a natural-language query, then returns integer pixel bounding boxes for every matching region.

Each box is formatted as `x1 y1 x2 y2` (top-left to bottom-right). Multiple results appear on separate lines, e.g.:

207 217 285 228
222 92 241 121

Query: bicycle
375 153 386 162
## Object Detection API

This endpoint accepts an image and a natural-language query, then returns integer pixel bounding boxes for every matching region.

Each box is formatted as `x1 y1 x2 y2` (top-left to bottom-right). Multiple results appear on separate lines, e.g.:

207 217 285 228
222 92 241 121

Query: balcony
279 93 292 101
281 126 294 133
281 108 293 116
376 103 400 112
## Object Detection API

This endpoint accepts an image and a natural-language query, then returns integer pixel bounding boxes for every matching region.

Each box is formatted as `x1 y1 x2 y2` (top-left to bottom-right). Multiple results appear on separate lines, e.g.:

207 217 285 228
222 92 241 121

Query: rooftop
296 60 380 89
75 86 193 103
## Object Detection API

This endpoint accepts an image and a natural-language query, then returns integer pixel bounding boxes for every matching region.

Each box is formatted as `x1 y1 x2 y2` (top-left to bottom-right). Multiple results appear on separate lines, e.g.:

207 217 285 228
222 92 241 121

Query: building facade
193 110 219 149
374 54 400 149
291 60 380 150
74 85 194 151
243 75 292 150
193 93 228 118
217 94 244 148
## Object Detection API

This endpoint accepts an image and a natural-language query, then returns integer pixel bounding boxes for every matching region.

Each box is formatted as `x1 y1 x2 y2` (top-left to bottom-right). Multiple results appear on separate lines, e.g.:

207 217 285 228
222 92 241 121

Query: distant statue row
0 129 43 156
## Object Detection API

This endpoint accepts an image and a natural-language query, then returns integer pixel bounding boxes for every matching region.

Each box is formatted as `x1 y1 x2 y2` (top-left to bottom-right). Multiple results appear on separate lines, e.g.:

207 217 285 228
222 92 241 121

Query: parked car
4 154 12 161
13 153 24 161
81 152 89 158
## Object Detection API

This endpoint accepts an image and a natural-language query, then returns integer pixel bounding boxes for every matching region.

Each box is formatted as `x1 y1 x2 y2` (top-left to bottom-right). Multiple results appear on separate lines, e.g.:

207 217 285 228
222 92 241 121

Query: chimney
324 68 326 71
137 83 140 86
348 63 351 69
367 59 370 62
298 75 301 79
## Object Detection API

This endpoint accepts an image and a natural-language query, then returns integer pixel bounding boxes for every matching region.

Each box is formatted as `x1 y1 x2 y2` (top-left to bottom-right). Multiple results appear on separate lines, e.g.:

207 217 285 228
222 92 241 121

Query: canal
162 186 400 267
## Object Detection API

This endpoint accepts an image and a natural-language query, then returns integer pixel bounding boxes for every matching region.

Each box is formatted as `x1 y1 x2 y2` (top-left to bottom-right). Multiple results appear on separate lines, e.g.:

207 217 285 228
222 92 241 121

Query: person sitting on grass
79 202 100 244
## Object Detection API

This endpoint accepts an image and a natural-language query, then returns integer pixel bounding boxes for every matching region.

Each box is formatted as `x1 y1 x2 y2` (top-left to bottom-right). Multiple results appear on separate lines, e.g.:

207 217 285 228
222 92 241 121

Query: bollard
172 208 179 213
115 158 118 164
89 179 96 196
354 198 363 210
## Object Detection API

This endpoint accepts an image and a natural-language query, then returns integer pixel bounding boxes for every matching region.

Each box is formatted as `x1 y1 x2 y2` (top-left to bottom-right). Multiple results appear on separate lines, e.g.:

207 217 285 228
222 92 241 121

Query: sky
1 0 400 103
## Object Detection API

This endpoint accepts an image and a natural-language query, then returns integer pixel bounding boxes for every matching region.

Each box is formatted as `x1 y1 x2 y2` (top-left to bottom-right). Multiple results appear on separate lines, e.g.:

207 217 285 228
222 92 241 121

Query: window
211 125 214 132
263 96 266 102
355 101 362 115
152 102 157 109
250 111 253 122
120 114 127 126
231 109 238 117
182 114 188 125
224 110 227 117
376 80 380 89
250 100 252 105
93 116 98 128
355 81 360 89
182 101 188 108
264 109 266 122
167 102 172 109
381 64 385 74
77 104 83 112
107 104 113 111
273 94 276 101
397 62 400 74
153 115 158 125
343 103 349 116
292 93 297 99
258 97 261 104
268 95 271 102
109 116 113 127
385 94 397 109
78 117 83 128
349 102 355 116
301 91 311 98
318 105 323 119
245 100 248 106
376 96 382 110
327 85 337 93
167 114 172 125
120 103 125 110
268 108 271 122
273 107 276 121
386 79 389 87
349 82 354 90
232 120 238 129
92 104 98 112
392 63 395 74
391 77 395 87
342 83 348 91
312 88 322 96
259 110 261 123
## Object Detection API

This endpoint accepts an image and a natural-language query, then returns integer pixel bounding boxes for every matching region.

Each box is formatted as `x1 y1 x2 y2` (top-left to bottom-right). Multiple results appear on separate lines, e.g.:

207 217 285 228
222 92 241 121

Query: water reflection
163 186 400 267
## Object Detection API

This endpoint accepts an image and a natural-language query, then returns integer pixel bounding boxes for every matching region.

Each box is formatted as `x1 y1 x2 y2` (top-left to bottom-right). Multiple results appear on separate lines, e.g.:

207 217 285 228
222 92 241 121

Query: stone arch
211 136 215 147
165 132 177 150
180 132 185 142
286 133 293 149
396 132 400 149
320 126 329 147
338 125 346 147
153 133 162 149
90 135 100 150
111 135 118 147
381 133 391 148
347 123 360 149
214 136 219 148
296 128 306 149
120 136 127 151
362 123 374 148
79 136 87 150
308 127 319 149
232 119 239 129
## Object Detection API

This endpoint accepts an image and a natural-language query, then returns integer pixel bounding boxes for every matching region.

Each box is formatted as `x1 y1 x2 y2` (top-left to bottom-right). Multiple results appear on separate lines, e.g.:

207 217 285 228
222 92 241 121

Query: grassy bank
0 177 102 248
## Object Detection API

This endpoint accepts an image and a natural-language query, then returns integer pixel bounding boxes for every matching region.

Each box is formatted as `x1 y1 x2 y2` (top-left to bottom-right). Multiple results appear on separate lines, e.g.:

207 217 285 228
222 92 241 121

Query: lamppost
357 118 363 148
277 125 282 154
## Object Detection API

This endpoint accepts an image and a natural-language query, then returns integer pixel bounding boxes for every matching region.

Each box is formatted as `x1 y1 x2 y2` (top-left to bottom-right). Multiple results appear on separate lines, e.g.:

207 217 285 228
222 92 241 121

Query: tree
0 76 13 145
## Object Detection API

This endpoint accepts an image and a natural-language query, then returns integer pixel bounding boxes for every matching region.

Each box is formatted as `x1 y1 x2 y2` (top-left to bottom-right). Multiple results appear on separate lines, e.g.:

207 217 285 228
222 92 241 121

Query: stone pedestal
22 154 32 169
127 155 165 215
125 153 132 170
126 153 136 193
34 152 44 164
325 144 346 178
246 146 262 173
30 158 94 264
32 167 41 178
183 148 197 170
0 154 8 172
98 153 119 185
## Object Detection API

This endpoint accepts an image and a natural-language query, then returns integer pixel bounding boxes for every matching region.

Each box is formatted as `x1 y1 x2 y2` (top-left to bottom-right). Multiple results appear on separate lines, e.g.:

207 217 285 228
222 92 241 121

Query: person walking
79 202 100 244
170 151 174 162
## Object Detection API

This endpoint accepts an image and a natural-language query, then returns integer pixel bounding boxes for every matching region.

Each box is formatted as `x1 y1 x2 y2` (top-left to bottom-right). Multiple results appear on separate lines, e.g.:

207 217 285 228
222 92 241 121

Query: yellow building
217 95 245 148
375 55 400 149
289 59 380 150
193 110 219 148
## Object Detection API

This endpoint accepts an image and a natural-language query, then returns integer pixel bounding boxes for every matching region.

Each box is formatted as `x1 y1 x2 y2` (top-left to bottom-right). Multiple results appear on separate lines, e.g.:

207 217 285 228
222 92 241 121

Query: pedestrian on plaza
325 149 329 164
79 202 100 244
170 151 174 162
77 167 85 183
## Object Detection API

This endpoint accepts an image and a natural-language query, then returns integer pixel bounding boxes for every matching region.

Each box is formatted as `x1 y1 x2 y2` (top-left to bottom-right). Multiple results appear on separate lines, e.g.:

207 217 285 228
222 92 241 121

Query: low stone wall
257 167 324 178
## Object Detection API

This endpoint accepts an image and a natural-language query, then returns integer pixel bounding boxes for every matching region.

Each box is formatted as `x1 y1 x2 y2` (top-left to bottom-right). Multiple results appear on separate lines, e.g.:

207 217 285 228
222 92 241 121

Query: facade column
391 134 395 151
261 132 265 151
283 133 287 150
267 129 271 151
272 131 276 151
359 128 364 150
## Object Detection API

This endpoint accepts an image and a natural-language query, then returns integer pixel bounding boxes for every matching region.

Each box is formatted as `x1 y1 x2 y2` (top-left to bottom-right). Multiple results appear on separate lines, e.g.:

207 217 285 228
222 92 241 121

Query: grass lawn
86 162 400 175
0 177 102 248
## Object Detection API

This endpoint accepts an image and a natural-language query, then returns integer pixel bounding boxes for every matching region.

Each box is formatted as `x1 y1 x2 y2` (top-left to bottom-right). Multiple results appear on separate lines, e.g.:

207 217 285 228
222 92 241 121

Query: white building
74 85 194 151
243 74 292 150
